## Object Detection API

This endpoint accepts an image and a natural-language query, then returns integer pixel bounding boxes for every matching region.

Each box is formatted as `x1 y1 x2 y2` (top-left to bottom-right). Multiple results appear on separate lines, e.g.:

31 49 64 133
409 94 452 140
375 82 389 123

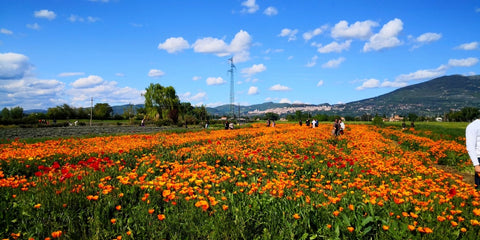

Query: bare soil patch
435 164 475 186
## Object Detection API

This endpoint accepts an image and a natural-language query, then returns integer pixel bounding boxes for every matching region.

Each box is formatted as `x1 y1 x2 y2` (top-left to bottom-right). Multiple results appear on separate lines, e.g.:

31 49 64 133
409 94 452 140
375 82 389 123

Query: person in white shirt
466 118 480 189
339 119 345 135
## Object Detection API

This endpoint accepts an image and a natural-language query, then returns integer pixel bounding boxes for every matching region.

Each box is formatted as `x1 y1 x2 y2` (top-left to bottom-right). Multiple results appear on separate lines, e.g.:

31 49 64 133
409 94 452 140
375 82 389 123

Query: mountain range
207 75 479 117
25 74 480 117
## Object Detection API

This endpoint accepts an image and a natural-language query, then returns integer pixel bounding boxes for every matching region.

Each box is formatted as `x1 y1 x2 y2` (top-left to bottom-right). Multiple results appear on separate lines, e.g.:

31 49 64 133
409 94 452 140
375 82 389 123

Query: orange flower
437 216 446 222
461 227 467 232
195 200 209 211
51 230 62 238
347 227 354 232
293 213 301 219
157 214 166 221
327 224 332 229
148 209 155 214
115 205 122 211
110 218 116 224
424 227 433 233
348 204 354 211
408 225 415 231
222 205 229 211
451 221 458 227
333 210 340 217
127 230 132 236
473 208 480 216
34 203 41 209
382 225 389 231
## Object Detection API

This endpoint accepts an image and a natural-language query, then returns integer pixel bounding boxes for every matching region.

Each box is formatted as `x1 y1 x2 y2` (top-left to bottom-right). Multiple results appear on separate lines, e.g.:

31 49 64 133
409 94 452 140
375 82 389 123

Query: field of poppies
1 123 479 239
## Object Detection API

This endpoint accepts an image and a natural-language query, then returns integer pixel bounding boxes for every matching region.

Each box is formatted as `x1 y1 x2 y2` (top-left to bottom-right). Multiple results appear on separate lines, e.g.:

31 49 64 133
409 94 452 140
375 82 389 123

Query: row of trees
0 83 210 126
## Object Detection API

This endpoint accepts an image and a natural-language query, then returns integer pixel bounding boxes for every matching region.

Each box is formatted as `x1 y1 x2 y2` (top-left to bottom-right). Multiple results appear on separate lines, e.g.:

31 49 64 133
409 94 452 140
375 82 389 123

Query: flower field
1 123 479 239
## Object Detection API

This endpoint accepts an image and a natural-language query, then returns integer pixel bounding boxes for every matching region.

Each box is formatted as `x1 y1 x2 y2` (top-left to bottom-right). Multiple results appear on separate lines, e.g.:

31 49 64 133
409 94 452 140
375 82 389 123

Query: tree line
1 82 479 126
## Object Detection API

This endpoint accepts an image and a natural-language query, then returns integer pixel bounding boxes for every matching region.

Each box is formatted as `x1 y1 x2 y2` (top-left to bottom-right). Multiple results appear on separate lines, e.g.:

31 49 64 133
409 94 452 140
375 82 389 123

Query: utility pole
228 57 236 120
90 97 93 126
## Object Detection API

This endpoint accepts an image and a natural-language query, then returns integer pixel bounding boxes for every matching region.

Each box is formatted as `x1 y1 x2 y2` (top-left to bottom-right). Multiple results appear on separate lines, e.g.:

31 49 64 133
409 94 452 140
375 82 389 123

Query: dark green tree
264 112 279 121
407 113 418 122
93 103 113 120
1 107 11 121
143 83 180 123
10 106 24 119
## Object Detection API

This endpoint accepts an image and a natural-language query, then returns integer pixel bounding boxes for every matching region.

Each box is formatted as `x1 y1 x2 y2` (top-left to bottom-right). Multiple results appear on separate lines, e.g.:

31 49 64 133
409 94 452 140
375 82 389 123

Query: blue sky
1 0 479 110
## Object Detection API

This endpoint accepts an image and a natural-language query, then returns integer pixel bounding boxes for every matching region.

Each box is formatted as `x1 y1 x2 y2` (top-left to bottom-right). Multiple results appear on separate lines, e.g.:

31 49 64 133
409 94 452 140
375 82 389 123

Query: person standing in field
466 118 480 189
339 119 345 135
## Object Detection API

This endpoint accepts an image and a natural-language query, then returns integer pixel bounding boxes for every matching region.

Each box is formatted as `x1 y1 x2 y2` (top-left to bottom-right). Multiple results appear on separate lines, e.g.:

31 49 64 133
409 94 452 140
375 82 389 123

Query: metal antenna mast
228 57 236 119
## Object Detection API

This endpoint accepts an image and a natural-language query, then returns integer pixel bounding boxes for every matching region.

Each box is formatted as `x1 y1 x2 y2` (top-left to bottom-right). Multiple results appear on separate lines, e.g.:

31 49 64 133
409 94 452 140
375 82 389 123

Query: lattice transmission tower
227 57 236 119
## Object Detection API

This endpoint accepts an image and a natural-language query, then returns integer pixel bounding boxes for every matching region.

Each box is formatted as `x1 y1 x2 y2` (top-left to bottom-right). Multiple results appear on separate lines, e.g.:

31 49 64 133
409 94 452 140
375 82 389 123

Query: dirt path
435 164 475 186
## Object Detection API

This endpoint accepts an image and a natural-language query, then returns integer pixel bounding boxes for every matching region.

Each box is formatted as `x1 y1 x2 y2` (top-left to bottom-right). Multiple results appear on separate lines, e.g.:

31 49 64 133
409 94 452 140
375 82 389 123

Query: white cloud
303 27 325 41
269 84 291 91
0 52 144 109
279 28 298 41
1 78 66 109
87 16 100 23
148 69 165 78
68 14 84 22
241 0 259 13
115 73 125 77
322 57 345 68
241 64 266 76
395 65 447 82
206 77 226 85
279 98 291 104
0 52 32 80
316 80 324 87
193 37 229 56
1 28 13 35
248 86 259 95
58 72 85 77
306 55 318 67
356 78 380 90
26 23 40 30
158 37 190 53
416 32 442 43
192 30 252 62
264 6 278 16
380 80 408 88
455 41 479 50
192 76 201 81
331 20 378 39
34 9 56 20
0 52 67 109
448 57 478 67
71 75 104 88
68 80 144 107
363 18 403 52
316 40 352 53
180 91 207 102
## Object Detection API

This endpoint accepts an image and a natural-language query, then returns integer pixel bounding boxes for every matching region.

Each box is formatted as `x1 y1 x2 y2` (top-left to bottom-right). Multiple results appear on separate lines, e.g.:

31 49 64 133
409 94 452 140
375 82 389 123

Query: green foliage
264 112 279 121
372 115 384 127
93 103 113 120
143 83 181 123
